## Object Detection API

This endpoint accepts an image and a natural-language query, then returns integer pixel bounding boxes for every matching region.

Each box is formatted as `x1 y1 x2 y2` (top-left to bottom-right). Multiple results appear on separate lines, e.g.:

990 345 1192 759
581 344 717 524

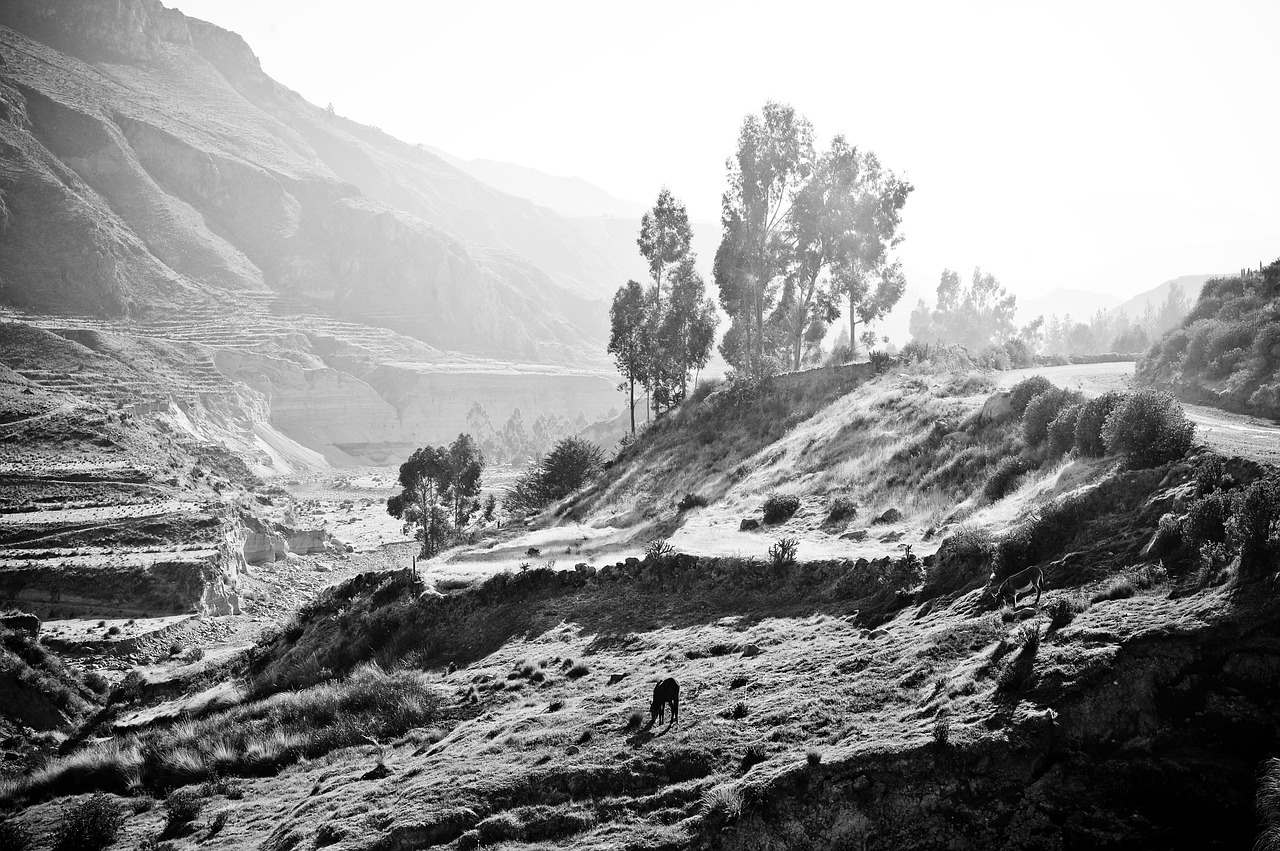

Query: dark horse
650 677 679 726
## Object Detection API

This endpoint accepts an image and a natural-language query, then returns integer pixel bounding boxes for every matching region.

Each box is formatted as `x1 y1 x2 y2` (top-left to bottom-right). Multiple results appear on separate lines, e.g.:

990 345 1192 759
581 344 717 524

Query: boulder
841 529 869 542
574 562 597 577
608 673 627 685
243 531 286 565
873 508 903 525
287 529 328 555
0 612 40 637
980 391 1015 423
740 644 761 658
739 518 761 532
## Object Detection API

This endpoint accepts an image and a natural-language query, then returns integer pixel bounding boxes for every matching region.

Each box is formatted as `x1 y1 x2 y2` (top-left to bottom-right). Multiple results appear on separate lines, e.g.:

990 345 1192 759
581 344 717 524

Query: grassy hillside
3 367 1277 849
1138 259 1280 418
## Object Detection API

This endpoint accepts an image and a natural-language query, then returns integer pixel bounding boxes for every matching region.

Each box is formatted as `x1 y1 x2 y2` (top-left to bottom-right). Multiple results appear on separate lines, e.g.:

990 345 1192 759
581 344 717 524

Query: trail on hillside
997 361 1280 464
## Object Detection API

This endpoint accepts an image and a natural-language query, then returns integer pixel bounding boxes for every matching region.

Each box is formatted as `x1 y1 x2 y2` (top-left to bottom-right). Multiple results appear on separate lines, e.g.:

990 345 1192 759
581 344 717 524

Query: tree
909 267 1018 350
638 188 693 310
443 433 484 528
653 257 718 405
608 279 648 434
504 436 604 514
720 102 816 377
387 445 452 558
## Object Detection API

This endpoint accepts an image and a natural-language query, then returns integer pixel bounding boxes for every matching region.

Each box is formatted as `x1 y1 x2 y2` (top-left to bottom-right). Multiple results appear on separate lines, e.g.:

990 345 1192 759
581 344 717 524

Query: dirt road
996 361 1280 465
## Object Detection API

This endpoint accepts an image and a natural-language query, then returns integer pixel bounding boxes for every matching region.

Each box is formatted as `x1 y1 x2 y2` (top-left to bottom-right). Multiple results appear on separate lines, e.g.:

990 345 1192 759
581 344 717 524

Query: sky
168 0 1280 302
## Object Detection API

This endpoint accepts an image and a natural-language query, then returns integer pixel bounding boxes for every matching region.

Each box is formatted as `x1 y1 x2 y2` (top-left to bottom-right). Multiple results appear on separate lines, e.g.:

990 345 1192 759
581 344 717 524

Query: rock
608 673 627 685
852 774 871 791
873 508 903 525
575 562 597 577
740 644 761 658
566 745 580 756
841 529 869 542
361 763 391 781
879 531 904 543
243 531 286 565
981 391 1015 423
740 518 761 531
868 628 888 640
624 557 641 567
0 613 40 637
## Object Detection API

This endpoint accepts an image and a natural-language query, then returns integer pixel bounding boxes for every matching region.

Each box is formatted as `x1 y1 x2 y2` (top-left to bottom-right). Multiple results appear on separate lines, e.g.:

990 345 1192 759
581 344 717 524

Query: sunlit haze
168 0 1279 301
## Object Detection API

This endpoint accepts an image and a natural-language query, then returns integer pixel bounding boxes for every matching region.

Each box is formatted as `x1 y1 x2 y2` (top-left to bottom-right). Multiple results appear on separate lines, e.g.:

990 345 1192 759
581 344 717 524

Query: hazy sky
169 0 1279 301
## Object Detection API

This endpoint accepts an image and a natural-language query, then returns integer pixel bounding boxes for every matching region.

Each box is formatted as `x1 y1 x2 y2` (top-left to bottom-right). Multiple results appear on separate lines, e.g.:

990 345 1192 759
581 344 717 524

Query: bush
1074 391 1123 457
1233 478 1280 578
806 750 822 766
504 437 604 513
983 456 1034 502
740 744 768 772
1149 513 1184 556
83 671 110 694
566 664 589 679
762 493 800 524
164 788 204 832
1008 376 1055 415
768 537 798 567
1194 454 1230 495
1185 491 1232 549
1045 595 1088 630
1046 403 1083 458
644 539 675 561
932 712 951 748
53 794 123 851
676 493 708 511
826 496 857 524
1091 577 1137 604
1023 388 1083 446
1101 389 1195 467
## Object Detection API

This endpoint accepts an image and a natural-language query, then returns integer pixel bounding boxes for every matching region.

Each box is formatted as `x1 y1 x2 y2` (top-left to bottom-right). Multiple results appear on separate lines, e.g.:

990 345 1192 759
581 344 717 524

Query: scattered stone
608 673 627 685
739 518 761 532
879 531 904 543
730 676 749 689
740 644 761 658
868 628 889 640
574 563 596 577
980 391 1014 423
873 508 903 525
361 763 391 781
566 745 581 756
840 529 869 542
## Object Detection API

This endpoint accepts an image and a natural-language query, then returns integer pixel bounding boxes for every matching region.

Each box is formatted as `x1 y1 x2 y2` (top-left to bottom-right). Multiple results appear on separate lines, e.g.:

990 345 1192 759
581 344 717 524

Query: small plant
701 784 743 820
1089 576 1135 604
53 794 124 851
762 493 800 524
567 663 590 679
768 537 798 567
547 700 564 712
677 493 708 511
625 711 643 730
164 788 204 833
525 547 541 557
932 711 952 748
826 495 857 524
806 749 822 767
84 671 110 694
106 626 121 637
730 701 749 720
1045 594 1088 630
740 744 767 772
645 539 675 561
206 809 228 837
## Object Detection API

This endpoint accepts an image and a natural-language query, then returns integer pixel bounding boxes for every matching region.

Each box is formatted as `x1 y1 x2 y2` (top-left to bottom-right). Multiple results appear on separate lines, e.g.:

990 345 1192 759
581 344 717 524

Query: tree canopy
386 434 485 558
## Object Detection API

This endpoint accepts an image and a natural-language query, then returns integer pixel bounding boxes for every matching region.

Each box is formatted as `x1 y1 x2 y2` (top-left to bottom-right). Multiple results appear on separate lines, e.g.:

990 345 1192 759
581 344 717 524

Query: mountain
1106 274 1220 321
0 0 653 363
423 145 647 219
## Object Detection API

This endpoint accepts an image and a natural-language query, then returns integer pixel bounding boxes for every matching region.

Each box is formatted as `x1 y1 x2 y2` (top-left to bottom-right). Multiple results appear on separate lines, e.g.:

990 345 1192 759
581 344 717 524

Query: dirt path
996 361 1280 465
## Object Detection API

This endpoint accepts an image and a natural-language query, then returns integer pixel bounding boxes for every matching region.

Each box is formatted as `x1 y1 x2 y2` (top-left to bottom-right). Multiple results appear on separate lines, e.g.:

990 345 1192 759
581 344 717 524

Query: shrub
826 495 857 524
762 493 800 524
1090 577 1136 604
677 493 708 511
1074 391 1123 457
0 821 31 851
1045 594 1088 630
504 437 604 513
1024 388 1083 446
626 711 643 730
806 750 822 767
702 784 743 820
53 794 123 851
566 664 589 679
740 744 767 772
644 539 675 561
1008 376 1055 415
164 788 204 831
932 712 951 748
1233 478 1280 579
768 537 798 568
729 701 749 720
1149 513 1184 557
1046 403 1083 458
1194 454 1230 495
1101 389 1195 467
84 672 110 694
1185 491 1232 549
983 456 1034 502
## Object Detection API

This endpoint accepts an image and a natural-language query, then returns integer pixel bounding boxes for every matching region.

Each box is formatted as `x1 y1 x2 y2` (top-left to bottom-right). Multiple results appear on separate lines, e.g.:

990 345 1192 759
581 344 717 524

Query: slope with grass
4 367 1277 849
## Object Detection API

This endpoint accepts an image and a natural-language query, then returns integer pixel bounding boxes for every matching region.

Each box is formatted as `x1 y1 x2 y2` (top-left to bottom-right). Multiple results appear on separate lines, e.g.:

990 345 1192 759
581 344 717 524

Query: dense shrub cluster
1074 391 1122 457
1023 387 1084 446
761 493 800 524
1046 403 1083 458
1008 376 1054 416
1138 260 1280 417
1101 389 1195 467
1174 474 1280 580
505 437 604 514
53 795 123 851
983 456 1034 502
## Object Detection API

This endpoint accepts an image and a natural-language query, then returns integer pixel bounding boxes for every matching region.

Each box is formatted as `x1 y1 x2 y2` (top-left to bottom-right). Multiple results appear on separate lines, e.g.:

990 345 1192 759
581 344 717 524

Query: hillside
0 0 632 361
4 362 1276 849
1137 260 1280 418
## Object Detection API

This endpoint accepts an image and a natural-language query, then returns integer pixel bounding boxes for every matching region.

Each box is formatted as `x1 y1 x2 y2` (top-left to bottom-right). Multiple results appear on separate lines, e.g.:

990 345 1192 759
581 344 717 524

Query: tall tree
720 102 816 377
608 279 648 434
637 188 693 310
909 267 1018 349
386 446 452 559
442 433 484 528
654 257 718 404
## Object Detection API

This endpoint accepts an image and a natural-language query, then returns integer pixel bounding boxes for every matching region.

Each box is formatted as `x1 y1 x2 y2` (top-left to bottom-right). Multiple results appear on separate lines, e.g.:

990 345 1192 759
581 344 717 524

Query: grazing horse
990 564 1045 609
650 677 679 726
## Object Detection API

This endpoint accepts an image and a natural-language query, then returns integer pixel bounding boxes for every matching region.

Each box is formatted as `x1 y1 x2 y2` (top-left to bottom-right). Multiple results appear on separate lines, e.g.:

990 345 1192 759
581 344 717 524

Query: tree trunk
754 266 765 379
628 377 636 435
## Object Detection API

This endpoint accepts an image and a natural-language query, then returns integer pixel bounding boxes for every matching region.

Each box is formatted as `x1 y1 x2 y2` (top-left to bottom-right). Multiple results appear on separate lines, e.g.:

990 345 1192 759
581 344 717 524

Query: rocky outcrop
243 531 287 566
286 529 327 556
0 612 40 637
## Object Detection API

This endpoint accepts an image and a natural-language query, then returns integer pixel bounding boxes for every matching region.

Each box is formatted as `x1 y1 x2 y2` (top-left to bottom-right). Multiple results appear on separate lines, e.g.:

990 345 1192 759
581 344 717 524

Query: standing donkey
650 677 680 727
